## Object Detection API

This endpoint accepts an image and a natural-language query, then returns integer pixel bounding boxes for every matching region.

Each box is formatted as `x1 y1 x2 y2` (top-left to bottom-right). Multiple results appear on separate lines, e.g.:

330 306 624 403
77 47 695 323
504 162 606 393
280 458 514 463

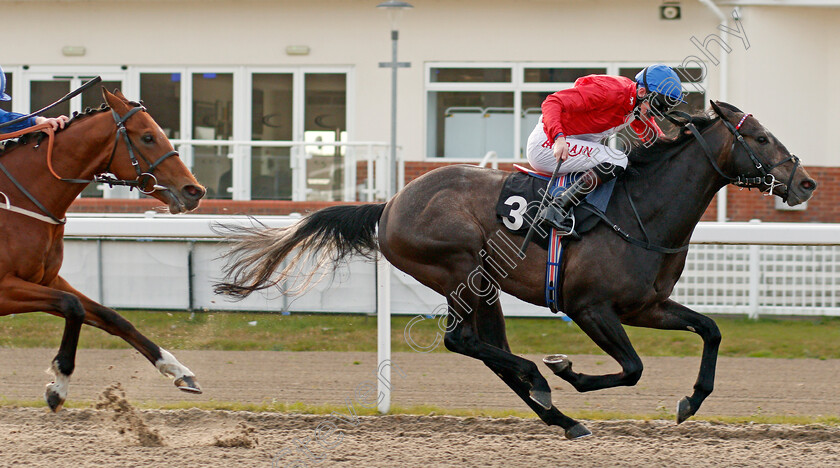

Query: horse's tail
213 203 386 299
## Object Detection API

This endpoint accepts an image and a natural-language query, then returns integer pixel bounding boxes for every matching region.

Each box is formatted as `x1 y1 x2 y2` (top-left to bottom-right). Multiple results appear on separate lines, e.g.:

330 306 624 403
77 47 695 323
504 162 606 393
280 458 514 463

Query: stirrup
539 205 578 237
554 212 579 239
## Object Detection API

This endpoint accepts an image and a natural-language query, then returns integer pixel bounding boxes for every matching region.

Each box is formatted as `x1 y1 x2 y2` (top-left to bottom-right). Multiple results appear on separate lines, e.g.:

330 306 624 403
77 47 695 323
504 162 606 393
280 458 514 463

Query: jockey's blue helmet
635 64 686 105
0 65 10 101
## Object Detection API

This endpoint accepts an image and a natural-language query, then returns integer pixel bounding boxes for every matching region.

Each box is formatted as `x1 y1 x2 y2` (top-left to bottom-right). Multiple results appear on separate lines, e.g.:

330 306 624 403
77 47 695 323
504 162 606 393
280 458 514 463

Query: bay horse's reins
0 105 179 225
50 105 179 195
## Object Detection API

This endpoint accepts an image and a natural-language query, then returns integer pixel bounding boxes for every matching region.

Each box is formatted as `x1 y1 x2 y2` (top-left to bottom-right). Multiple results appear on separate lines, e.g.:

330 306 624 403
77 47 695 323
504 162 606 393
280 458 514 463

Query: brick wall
68 163 837 221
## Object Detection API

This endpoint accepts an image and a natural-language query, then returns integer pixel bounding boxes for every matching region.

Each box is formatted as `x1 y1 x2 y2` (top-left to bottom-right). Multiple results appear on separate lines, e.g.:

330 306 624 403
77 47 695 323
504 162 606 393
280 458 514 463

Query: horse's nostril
800 179 817 191
183 184 206 200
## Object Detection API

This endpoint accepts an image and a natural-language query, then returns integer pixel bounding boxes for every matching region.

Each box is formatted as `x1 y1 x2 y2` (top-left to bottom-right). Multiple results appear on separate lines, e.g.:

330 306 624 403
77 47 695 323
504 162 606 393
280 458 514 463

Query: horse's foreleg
476 299 590 439
548 305 644 393
49 276 201 394
623 299 721 424
0 276 87 411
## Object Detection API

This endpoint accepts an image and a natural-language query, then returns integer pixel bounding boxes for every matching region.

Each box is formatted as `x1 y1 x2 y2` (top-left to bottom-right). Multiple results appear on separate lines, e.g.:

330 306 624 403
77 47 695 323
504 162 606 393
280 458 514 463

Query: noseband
52 105 180 195
667 105 801 202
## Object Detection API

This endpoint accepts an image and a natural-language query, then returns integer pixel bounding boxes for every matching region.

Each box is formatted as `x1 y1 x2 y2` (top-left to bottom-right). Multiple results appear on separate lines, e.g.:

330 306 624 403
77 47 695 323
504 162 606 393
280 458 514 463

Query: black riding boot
539 163 623 239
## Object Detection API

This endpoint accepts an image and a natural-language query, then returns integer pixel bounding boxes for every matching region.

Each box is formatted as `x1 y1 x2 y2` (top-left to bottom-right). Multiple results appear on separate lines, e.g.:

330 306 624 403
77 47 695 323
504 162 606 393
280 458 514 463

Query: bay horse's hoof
676 396 694 424
44 385 65 412
564 422 592 440
174 376 202 394
529 388 553 410
543 354 572 375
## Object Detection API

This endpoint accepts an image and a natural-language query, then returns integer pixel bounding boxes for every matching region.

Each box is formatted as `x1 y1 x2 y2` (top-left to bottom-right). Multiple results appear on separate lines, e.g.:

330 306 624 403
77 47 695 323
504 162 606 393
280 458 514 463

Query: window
426 63 707 160
140 73 181 139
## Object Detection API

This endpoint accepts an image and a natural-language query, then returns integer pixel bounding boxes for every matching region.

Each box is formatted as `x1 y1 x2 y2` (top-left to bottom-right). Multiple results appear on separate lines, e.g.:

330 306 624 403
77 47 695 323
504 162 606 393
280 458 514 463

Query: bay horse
214 101 816 439
0 88 205 411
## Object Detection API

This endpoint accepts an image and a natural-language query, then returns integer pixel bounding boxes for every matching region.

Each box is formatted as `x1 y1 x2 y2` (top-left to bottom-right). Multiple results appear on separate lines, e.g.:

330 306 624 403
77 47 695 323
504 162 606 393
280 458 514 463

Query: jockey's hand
35 115 70 131
553 136 570 162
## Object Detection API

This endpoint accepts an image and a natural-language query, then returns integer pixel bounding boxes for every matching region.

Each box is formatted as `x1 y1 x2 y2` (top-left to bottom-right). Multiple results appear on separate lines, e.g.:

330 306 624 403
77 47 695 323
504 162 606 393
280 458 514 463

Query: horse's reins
0 104 179 224
49 105 179 194
583 104 804 255
668 102 801 203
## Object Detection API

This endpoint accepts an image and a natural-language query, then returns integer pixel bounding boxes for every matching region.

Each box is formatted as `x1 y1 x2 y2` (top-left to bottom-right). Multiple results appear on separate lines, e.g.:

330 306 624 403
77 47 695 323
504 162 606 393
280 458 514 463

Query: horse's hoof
174 376 202 394
44 387 64 412
529 388 552 410
565 422 592 440
543 354 571 375
676 396 694 424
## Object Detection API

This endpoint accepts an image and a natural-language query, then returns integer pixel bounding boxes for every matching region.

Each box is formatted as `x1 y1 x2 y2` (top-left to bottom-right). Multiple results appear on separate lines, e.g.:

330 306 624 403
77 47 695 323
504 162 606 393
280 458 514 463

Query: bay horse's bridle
50 104 179 195
0 103 180 224
669 102 802 202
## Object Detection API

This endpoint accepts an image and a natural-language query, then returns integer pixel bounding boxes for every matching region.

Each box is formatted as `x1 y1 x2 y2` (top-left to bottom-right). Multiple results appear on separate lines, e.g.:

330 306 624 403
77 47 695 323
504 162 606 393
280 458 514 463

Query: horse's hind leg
476 299 590 439
49 275 201 394
443 285 555 410
547 304 645 393
0 276 86 411
623 299 721 424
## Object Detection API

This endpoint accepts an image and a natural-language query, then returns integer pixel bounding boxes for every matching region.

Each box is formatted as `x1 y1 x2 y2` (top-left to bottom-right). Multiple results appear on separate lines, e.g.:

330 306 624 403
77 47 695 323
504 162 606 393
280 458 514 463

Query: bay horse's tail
213 203 386 299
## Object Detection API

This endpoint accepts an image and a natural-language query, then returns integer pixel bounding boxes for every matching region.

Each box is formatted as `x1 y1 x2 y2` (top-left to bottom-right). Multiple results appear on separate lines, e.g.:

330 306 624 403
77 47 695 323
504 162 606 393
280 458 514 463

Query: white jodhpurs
526 116 629 174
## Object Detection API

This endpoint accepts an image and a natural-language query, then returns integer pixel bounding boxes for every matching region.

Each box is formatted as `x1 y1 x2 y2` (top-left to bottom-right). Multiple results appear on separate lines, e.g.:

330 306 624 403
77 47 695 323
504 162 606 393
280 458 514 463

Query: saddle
495 165 617 313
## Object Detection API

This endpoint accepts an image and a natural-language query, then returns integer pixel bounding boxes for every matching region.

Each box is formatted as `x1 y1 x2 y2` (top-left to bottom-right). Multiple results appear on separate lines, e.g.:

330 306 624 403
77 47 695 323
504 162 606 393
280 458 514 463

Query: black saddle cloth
495 171 615 250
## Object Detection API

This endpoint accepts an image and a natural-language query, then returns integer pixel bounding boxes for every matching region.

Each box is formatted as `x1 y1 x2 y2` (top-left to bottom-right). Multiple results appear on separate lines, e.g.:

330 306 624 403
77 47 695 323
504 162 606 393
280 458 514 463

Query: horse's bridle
667 103 801 202
51 105 179 195
0 104 181 224
583 104 805 255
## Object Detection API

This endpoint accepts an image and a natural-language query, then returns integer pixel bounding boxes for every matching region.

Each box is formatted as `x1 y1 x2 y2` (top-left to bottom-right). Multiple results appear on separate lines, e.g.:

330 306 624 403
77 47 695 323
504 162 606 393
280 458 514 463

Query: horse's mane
0 103 113 157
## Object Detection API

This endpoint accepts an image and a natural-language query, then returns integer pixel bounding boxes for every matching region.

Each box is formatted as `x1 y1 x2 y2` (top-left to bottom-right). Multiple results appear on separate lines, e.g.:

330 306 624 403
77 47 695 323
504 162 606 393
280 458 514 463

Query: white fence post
376 254 392 414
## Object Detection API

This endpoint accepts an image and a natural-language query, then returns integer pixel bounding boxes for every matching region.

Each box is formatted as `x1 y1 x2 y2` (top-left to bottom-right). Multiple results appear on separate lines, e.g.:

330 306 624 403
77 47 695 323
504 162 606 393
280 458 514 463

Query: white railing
477 150 499 169
60 216 840 318
170 139 391 202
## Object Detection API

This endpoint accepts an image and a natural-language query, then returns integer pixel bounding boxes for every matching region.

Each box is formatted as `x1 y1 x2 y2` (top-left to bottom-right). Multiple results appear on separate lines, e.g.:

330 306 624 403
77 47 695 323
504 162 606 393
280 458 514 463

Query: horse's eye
142 134 154 143
756 136 769 144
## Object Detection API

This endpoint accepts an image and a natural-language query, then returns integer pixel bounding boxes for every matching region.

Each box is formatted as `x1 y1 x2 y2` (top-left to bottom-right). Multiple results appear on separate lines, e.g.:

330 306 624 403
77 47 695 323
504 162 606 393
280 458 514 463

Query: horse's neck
621 142 727 247
6 116 113 217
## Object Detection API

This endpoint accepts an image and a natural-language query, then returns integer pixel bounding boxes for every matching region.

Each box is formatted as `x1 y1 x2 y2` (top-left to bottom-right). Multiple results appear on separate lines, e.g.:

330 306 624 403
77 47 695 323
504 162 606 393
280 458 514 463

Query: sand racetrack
0 349 838 467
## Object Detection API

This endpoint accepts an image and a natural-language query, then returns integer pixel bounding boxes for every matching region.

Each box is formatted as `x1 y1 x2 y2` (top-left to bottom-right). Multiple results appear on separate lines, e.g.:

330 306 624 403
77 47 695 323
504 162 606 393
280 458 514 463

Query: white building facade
2 0 838 220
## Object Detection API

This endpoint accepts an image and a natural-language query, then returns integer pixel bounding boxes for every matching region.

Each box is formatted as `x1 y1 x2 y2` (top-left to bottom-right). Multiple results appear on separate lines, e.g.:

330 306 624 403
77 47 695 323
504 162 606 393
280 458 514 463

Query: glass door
302 72 347 201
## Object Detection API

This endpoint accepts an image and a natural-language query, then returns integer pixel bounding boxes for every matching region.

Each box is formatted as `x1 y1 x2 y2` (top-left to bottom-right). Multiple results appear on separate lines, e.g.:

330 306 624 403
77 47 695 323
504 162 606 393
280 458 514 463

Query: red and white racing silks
540 74 663 146
526 74 665 175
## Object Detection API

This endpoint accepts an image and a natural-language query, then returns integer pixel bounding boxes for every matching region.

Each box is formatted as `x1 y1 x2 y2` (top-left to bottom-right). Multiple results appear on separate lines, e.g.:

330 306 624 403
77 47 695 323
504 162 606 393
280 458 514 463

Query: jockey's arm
541 87 590 143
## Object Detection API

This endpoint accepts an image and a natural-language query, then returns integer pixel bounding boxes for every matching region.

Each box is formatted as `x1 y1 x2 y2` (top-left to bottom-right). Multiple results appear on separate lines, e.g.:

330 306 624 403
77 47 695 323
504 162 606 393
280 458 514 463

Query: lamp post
377 0 412 198
375 0 412 417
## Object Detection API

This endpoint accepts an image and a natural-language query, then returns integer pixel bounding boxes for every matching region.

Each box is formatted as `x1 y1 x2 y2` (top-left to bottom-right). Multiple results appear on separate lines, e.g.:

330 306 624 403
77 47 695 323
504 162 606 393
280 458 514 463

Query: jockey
0 65 70 135
526 63 684 237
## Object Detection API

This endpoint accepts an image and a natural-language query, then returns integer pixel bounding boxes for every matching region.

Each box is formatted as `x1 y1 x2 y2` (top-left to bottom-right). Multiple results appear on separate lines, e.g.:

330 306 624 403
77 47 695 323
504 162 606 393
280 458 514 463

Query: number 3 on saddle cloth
495 165 616 313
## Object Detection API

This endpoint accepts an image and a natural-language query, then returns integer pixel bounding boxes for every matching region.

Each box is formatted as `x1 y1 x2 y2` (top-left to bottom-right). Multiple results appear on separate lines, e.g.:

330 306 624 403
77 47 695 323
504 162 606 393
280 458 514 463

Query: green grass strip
1 312 839 359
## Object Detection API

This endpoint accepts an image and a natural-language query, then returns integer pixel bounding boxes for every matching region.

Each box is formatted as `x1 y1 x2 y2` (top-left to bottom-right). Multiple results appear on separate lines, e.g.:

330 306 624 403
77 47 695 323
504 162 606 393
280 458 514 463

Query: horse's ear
710 100 730 119
102 87 130 114
112 88 129 101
